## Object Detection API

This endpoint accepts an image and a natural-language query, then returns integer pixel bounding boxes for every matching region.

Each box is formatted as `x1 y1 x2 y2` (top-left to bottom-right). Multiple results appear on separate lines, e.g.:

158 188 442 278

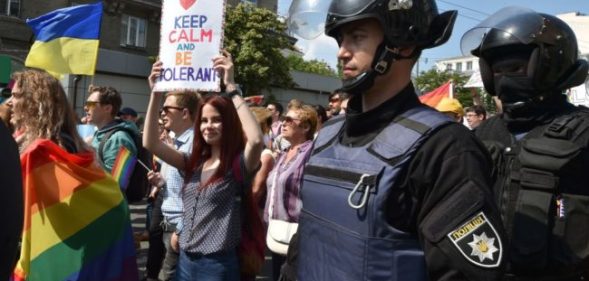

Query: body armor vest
476 108 589 280
298 106 451 281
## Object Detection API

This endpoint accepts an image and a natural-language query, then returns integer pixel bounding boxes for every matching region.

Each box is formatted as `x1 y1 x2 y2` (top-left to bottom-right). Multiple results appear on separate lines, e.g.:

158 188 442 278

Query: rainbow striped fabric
111 146 137 191
25 2 102 75
12 139 138 281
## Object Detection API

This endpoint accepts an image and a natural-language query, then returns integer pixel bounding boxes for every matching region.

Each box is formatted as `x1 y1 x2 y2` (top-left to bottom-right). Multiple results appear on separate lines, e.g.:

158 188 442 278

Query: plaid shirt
264 140 313 223
161 128 194 231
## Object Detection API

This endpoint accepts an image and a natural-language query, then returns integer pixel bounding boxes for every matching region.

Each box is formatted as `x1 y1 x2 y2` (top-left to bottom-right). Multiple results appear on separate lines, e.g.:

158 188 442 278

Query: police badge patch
447 212 502 268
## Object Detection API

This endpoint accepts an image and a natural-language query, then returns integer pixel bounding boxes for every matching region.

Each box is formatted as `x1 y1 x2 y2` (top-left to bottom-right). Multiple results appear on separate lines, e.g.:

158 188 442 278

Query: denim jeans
160 231 179 281
175 249 239 281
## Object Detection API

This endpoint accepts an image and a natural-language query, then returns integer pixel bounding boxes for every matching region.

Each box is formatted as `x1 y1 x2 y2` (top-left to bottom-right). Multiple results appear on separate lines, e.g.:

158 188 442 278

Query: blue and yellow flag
25 2 103 76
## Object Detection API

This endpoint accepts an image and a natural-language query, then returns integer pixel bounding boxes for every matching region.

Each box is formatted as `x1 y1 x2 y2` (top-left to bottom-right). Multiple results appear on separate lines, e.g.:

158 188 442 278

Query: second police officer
287 0 507 280
463 6 589 281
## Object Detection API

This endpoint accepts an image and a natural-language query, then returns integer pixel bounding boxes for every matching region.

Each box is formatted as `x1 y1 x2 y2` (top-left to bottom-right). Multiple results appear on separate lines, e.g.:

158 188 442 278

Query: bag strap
98 129 118 165
232 155 243 185
268 153 286 220
98 126 137 165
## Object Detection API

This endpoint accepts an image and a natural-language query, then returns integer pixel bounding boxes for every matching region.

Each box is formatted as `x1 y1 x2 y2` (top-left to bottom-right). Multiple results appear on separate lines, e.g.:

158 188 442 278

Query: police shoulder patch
447 212 503 268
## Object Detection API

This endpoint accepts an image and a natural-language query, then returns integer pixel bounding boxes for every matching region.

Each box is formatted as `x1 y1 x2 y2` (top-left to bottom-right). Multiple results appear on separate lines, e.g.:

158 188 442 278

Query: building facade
0 0 280 117
434 55 478 76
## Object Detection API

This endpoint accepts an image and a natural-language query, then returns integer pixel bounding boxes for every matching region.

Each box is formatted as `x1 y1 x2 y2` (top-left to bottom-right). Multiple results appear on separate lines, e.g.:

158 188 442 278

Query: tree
286 55 337 77
224 3 295 95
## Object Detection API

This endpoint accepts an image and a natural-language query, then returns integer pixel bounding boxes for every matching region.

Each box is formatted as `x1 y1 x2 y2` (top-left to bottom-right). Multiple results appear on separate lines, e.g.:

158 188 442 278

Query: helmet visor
287 0 332 39
460 6 546 56
287 0 377 39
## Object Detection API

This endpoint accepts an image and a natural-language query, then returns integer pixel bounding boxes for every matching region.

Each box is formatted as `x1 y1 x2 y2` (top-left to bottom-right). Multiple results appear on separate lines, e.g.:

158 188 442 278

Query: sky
277 0 589 72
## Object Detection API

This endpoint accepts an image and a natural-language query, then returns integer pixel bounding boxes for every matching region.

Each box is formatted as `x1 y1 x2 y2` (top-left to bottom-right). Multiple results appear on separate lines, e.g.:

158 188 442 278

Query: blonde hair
249 106 273 134
165 90 201 121
291 105 318 140
12 69 89 152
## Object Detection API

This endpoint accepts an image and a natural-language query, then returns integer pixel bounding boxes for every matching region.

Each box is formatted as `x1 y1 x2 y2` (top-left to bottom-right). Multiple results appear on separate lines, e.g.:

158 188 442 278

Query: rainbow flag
419 81 453 108
12 139 138 281
111 146 137 191
25 2 102 76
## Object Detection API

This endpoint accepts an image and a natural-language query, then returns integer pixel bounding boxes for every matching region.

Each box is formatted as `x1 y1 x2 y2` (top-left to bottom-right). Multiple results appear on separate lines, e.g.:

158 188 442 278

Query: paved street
129 200 273 280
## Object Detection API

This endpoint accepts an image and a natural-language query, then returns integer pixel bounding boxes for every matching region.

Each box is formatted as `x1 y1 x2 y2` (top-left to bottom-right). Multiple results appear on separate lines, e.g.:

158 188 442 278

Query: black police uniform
0 121 23 280
331 82 506 280
476 94 589 281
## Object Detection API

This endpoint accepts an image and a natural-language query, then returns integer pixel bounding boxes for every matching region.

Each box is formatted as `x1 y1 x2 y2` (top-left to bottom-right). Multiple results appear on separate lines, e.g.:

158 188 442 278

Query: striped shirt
264 140 313 223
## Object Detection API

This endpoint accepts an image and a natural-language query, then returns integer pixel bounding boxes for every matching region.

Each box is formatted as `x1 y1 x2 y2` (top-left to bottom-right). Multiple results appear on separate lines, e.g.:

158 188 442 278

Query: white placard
154 0 226 92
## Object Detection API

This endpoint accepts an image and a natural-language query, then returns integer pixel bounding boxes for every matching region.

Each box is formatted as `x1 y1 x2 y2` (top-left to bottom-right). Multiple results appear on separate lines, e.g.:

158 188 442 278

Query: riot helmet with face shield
461 6 588 109
288 0 457 95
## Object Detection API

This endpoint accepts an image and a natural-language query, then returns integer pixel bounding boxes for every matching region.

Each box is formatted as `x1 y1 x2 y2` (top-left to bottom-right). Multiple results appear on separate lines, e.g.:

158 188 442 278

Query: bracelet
236 102 246 110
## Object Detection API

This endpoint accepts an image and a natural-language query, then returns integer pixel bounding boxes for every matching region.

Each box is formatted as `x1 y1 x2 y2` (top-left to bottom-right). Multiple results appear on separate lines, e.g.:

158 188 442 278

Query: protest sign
154 0 226 92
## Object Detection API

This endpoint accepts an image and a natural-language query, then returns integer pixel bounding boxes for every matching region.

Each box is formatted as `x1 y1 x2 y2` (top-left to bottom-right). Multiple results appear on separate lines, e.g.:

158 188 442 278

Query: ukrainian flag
25 2 103 76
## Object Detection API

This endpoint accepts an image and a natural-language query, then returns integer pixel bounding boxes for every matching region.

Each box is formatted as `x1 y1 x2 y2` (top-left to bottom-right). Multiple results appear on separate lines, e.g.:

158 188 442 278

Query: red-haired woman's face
200 103 223 146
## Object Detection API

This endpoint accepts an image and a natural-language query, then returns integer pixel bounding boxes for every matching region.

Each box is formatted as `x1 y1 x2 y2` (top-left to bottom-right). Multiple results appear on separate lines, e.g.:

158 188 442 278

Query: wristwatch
220 88 242 99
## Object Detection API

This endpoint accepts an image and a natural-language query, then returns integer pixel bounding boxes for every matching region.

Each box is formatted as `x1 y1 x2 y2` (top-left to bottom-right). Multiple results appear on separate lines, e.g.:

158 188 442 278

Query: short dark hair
313 104 329 124
267 101 284 116
89 85 122 118
329 90 350 102
465 105 487 119
329 90 343 100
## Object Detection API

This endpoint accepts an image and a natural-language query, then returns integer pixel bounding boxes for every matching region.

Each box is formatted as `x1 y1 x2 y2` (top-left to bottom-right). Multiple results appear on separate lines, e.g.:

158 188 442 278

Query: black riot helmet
461 7 588 107
288 0 457 95
325 0 456 49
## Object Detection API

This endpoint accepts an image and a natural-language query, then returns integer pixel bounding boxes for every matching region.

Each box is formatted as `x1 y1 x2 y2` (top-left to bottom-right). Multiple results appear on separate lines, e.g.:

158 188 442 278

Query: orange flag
419 81 453 107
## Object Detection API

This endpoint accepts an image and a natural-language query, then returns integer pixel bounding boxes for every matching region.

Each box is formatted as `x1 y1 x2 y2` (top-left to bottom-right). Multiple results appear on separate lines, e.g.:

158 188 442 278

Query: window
466 61 473 71
456 62 462 72
121 15 147 48
3 0 20 16
445 64 452 71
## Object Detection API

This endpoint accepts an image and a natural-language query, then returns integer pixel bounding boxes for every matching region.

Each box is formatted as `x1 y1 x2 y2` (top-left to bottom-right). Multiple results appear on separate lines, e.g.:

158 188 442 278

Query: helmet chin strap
340 42 415 95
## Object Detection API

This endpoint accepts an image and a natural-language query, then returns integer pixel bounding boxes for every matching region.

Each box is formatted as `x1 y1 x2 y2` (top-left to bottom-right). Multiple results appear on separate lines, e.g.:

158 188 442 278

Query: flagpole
136 158 152 172
449 80 454 99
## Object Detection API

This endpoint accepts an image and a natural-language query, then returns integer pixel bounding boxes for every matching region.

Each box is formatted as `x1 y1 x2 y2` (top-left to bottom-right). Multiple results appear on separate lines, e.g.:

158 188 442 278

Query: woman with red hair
143 51 264 280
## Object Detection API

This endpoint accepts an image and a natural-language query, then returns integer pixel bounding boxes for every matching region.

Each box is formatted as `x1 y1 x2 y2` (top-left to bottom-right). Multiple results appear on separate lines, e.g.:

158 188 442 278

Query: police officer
462 6 589 281
286 0 506 280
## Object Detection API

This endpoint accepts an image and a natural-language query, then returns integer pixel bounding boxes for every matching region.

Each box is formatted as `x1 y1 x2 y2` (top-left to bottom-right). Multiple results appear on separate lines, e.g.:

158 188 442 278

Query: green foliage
336 60 343 79
414 69 473 108
286 55 337 77
224 3 295 95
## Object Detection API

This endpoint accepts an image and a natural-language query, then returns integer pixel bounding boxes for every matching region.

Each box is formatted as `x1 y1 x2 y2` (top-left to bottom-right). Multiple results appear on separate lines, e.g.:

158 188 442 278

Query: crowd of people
2 0 589 281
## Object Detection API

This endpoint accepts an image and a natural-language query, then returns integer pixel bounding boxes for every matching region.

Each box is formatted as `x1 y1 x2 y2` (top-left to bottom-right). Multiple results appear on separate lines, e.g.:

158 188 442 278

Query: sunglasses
282 116 301 124
85 101 101 108
162 106 184 114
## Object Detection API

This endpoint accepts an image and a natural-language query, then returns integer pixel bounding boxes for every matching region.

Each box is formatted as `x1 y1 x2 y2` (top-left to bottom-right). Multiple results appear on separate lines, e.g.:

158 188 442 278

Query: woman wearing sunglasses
143 51 264 280
263 104 317 281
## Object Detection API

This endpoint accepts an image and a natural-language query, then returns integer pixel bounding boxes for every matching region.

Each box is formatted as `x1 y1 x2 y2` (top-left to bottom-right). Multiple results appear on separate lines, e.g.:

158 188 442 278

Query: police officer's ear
398 46 417 58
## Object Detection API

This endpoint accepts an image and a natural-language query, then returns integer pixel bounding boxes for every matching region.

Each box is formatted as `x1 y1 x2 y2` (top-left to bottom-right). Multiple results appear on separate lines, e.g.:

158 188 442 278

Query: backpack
232 156 265 278
99 126 151 203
